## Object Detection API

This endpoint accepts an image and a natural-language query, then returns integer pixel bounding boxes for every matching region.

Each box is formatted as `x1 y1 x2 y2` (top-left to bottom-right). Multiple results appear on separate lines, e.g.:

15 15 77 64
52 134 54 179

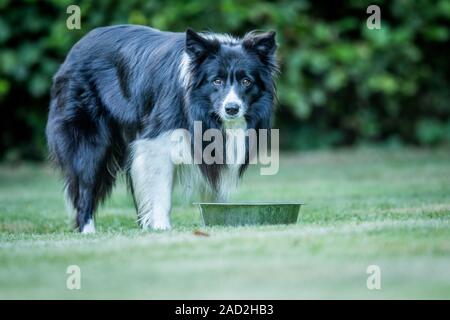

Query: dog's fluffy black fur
46 25 278 232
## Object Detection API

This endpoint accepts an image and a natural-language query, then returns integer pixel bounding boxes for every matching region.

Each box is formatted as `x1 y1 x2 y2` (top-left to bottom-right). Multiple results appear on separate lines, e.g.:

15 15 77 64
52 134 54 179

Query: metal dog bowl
195 202 303 227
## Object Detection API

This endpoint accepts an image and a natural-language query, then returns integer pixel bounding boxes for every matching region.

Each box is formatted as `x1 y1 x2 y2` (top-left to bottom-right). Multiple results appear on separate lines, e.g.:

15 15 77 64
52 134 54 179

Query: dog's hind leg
47 71 126 233
72 142 121 233
54 120 123 233
75 179 97 233
129 133 174 230
60 157 98 233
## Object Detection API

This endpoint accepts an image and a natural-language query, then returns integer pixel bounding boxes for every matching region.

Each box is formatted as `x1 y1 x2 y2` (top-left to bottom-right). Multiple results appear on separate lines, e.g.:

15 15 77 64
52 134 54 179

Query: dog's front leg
130 135 174 230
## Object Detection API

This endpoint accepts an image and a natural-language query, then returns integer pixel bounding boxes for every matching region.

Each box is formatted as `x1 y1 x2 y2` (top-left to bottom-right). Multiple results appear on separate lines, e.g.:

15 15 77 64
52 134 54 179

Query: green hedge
1 0 449 159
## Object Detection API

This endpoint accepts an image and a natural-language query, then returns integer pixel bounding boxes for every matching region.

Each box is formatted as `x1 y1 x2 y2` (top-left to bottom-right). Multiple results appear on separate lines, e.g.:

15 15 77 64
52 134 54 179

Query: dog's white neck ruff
179 52 191 89
219 117 247 200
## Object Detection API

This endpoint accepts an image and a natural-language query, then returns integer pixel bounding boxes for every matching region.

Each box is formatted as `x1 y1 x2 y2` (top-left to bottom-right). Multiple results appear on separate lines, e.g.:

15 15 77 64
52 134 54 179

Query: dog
46 25 278 233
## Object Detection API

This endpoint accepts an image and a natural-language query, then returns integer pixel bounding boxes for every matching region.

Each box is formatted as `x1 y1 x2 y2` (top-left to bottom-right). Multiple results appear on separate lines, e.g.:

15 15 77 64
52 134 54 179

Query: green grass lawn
0 147 449 299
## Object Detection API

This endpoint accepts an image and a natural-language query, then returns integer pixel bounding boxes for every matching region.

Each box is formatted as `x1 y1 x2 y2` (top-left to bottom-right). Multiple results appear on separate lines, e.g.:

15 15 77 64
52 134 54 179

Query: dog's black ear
243 31 277 59
185 28 217 61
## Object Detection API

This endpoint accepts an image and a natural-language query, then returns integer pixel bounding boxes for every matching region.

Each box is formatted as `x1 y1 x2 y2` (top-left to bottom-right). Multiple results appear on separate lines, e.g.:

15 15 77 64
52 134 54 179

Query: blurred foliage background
0 0 449 161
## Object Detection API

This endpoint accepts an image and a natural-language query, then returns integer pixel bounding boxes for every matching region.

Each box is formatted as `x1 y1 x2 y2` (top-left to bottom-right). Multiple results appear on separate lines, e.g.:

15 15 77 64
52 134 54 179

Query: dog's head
183 29 278 128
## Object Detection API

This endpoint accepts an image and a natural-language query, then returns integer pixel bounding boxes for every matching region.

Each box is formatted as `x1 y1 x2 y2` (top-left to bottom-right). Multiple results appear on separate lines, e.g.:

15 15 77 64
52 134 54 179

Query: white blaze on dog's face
220 86 245 120
184 29 278 125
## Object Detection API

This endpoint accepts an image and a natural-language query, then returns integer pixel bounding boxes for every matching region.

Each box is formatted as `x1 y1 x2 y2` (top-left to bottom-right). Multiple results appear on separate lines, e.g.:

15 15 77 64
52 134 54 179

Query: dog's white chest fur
219 118 247 200
176 119 247 201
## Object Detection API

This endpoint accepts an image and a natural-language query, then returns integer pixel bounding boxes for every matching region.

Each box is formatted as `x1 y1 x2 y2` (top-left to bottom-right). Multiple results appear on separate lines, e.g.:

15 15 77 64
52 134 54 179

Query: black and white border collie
46 25 278 233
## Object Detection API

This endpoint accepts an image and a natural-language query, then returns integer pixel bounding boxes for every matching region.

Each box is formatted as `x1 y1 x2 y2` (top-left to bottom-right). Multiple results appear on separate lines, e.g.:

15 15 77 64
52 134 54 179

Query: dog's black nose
225 103 240 116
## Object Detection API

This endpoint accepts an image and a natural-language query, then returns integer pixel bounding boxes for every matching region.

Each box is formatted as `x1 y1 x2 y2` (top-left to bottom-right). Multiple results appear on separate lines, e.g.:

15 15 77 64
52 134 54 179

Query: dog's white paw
139 212 171 231
81 219 96 234
150 220 171 231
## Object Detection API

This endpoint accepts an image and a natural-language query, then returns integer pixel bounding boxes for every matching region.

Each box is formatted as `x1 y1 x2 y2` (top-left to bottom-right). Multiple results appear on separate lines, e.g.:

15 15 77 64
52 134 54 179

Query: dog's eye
212 79 223 86
242 78 252 87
